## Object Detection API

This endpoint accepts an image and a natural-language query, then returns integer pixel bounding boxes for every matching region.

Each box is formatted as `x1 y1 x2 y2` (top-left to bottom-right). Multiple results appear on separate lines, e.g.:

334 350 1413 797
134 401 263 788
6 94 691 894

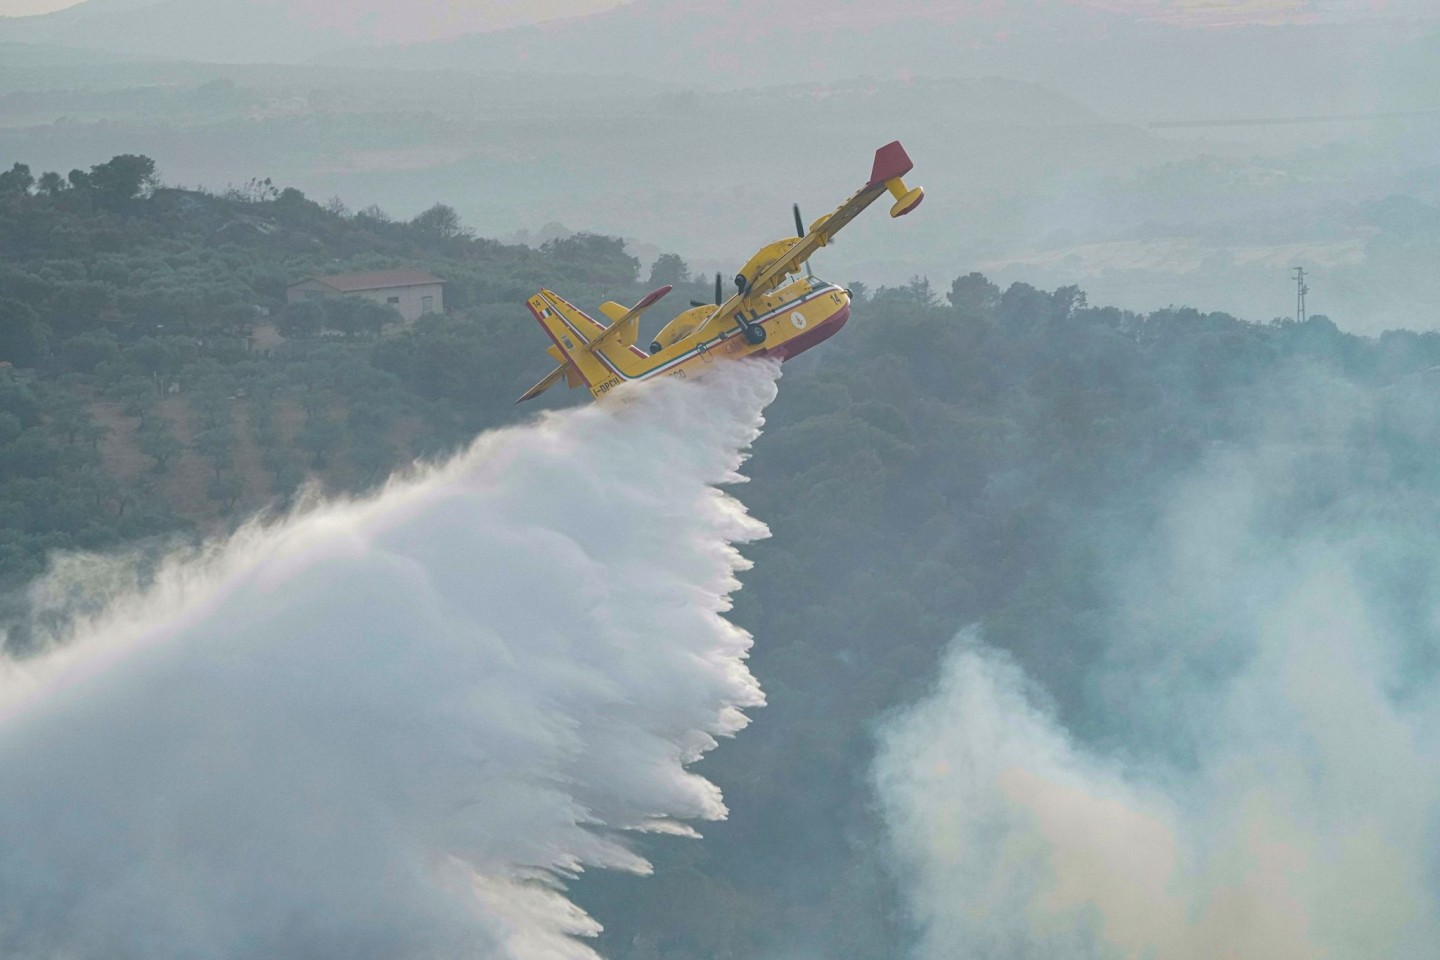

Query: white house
287 269 445 323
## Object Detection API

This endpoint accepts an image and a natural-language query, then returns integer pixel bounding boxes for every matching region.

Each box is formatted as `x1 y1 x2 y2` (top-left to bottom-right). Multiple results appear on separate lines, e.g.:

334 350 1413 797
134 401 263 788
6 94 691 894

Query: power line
1293 267 1309 324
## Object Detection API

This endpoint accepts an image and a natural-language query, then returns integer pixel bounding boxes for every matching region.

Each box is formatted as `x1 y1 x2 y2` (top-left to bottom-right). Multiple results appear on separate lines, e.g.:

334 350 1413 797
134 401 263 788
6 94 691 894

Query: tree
113 379 156 417
46 393 89 445
0 163 34 196
79 421 109 450
61 330 119 373
647 253 691 287
275 187 317 213
356 301 395 337
949 272 1000 322
138 416 182 470
542 233 640 285
299 414 343 467
349 434 395 483
323 297 395 338
0 299 46 367
997 281 1053 333
249 391 279 448
321 298 363 338
905 275 938 306
1050 284 1087 322
227 177 278 203
192 386 233 432
46 281 118 340
35 172 66 196
277 300 325 339
0 412 21 446
195 424 234 479
412 203 466 239
87 154 158 203
128 336 184 391
871 276 938 309
208 472 243 512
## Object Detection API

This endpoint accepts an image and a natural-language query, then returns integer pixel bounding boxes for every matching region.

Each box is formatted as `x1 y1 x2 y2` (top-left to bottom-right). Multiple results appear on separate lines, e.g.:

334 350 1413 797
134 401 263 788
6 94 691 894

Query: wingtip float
517 141 923 404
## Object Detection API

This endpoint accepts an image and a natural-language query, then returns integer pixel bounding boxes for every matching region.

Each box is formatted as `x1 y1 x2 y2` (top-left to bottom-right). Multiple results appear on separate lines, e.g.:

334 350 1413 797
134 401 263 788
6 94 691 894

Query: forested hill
7 154 1440 957
0 154 643 606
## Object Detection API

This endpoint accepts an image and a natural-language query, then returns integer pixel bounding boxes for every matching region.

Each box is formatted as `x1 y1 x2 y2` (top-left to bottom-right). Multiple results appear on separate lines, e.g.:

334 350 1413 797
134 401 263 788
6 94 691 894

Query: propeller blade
795 202 812 276
690 300 708 308
715 272 722 306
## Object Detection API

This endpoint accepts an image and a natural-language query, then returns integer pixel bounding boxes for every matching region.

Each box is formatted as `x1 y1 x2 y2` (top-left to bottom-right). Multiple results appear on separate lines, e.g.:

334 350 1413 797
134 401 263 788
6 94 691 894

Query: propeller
794 202 812 276
670 274 739 354
727 267 766 346
689 273 725 308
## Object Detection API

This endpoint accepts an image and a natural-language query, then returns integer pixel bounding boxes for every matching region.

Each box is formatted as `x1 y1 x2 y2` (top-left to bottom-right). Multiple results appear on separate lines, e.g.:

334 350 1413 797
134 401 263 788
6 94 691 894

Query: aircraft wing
744 141 923 299
586 284 673 353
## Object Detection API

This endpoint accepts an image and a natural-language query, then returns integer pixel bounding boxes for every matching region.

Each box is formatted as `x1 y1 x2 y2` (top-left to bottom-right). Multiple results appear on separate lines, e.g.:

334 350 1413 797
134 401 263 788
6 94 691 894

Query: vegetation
6 156 1440 958
0 155 641 631
572 278 1440 960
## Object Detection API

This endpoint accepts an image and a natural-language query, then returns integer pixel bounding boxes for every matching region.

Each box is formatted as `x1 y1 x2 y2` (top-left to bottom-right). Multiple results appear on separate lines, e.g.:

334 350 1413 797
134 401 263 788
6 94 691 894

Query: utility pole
1292 267 1309 324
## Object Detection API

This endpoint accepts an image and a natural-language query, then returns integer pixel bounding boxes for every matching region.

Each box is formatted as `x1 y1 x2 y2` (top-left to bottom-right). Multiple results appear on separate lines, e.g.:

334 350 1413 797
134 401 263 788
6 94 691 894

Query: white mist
0 363 779 960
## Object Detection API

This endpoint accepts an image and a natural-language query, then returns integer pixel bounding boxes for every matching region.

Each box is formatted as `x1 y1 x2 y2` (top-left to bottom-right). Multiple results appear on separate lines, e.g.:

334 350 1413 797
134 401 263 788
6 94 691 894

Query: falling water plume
0 361 780 960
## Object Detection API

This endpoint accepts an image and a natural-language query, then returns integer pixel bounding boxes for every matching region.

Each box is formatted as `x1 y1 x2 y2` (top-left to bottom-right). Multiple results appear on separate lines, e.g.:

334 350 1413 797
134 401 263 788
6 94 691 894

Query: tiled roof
297 269 444 292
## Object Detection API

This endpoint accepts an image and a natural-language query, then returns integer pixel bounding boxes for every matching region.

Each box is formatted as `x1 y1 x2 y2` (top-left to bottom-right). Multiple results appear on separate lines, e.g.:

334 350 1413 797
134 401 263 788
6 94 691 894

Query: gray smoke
875 364 1440 959
0 362 779 960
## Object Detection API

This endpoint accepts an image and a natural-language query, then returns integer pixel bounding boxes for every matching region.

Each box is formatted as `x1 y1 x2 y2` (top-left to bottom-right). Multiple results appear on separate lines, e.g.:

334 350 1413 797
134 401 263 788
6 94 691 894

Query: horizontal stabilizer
588 284 673 352
516 363 569 403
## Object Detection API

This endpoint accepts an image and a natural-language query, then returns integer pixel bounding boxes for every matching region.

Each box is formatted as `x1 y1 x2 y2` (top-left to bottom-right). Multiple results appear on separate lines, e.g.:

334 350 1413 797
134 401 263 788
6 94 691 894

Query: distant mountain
0 0 632 63
329 0 1126 78
324 0 1440 120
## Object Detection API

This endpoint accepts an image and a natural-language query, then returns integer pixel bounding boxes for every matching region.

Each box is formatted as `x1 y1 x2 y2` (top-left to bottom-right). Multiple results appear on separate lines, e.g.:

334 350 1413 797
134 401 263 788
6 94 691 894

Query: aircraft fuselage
529 276 852 401
516 141 921 405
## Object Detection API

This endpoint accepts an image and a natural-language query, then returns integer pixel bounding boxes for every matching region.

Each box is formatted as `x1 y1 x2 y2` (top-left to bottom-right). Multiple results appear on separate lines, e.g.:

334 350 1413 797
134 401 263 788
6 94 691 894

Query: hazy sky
0 0 76 13
0 0 633 22
0 0 1428 25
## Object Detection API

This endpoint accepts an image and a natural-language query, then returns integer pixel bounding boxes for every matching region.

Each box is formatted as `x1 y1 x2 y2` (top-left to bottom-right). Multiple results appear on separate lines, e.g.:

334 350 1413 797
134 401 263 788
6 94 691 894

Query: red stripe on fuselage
527 301 594 388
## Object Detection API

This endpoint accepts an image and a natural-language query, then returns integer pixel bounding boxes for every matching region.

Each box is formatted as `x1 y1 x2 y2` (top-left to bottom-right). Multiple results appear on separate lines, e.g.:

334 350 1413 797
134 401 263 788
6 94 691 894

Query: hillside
7 28 1440 331
7 154 1440 957
0 154 650 605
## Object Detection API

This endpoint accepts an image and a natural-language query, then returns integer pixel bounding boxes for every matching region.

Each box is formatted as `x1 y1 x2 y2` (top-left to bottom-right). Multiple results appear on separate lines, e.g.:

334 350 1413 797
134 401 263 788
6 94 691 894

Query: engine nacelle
651 304 717 352
735 237 803 294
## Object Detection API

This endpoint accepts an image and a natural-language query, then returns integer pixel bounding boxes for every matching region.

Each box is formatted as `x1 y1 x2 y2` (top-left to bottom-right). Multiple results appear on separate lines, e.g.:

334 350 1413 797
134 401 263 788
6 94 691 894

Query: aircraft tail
517 290 615 402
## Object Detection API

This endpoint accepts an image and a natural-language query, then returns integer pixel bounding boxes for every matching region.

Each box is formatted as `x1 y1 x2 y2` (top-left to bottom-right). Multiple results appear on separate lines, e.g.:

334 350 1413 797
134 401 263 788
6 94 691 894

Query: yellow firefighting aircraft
516 141 924 403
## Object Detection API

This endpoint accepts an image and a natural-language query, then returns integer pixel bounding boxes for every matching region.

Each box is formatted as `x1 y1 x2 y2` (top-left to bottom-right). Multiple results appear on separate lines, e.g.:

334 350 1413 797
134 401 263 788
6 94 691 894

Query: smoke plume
874 364 1440 959
0 362 778 960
